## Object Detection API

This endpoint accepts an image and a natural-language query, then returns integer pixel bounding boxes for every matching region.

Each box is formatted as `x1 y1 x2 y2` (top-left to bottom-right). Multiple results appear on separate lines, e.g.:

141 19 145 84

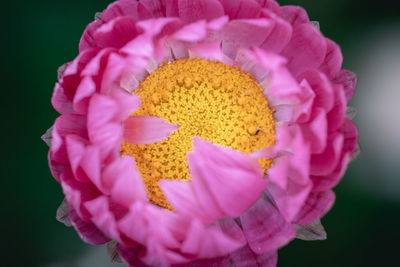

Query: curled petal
181 219 245 259
188 137 267 219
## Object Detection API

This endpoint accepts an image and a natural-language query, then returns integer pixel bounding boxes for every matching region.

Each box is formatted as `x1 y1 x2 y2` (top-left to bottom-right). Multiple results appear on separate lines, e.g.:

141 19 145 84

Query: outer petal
123 115 179 144
176 0 224 23
259 9 292 53
84 196 121 242
334 70 358 103
319 39 343 79
230 245 277 267
92 16 140 49
280 6 309 25
68 207 110 245
281 23 327 77
219 0 262 19
293 190 335 225
241 198 295 254
219 19 274 59
310 132 344 176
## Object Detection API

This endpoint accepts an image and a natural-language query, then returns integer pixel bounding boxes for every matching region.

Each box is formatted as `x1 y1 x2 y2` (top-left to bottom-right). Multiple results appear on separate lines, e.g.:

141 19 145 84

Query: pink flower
43 0 359 266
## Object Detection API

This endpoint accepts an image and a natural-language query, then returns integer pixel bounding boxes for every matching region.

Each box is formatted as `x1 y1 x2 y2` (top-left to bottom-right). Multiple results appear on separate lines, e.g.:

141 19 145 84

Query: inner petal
121 58 276 209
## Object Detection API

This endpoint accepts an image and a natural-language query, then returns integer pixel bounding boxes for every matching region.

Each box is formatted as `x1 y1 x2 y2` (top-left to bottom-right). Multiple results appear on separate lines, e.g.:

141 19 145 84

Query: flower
43 0 359 266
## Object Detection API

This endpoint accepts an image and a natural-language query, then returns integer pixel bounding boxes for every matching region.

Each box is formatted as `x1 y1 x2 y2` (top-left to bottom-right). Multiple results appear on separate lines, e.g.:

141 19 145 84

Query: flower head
44 0 359 266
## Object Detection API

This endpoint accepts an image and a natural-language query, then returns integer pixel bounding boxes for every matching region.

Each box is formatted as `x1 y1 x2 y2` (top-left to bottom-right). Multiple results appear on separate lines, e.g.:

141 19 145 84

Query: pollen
120 58 276 209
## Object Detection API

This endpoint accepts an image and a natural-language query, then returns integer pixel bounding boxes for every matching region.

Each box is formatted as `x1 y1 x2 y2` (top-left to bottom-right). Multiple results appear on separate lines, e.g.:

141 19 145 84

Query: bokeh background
2 0 400 266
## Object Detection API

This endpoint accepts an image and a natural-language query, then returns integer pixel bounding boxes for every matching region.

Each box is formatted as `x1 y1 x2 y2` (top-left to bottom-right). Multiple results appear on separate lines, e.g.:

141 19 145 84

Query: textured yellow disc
120 58 276 209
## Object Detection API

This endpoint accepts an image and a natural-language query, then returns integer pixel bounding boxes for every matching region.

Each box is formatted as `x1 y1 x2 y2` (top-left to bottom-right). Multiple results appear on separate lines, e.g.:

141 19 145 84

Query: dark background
2 0 399 266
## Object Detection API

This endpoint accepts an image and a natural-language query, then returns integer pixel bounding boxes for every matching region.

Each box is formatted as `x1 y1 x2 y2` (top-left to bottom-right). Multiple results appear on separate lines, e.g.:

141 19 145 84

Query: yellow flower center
121 58 276 209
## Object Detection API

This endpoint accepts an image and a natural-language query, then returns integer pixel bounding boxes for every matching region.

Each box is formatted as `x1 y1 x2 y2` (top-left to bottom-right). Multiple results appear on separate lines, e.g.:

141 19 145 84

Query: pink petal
136 17 182 37
319 39 343 79
140 0 167 18
219 19 274 59
266 180 312 222
176 0 224 23
181 219 245 258
219 0 262 19
65 135 91 182
84 196 121 241
160 179 208 221
101 0 141 22
218 218 247 244
122 35 155 58
87 94 122 160
107 156 149 207
100 53 133 94
119 72 140 93
185 256 231 267
60 168 100 220
300 108 328 154
310 132 344 176
333 69 358 103
123 115 179 144
189 41 233 65
230 245 277 267
311 153 351 191
240 198 296 254
260 9 293 53
52 83 74 114
327 84 346 132
79 20 103 52
280 6 309 25
110 88 141 120
116 243 148 267
293 190 335 225
287 126 310 186
188 137 267 218
172 20 207 42
297 69 334 112
206 16 229 31
93 16 140 49
51 114 88 165
340 118 359 155
118 202 151 245
69 207 110 245
255 0 281 14
281 23 327 77
73 76 96 115
267 156 290 189
292 79 315 123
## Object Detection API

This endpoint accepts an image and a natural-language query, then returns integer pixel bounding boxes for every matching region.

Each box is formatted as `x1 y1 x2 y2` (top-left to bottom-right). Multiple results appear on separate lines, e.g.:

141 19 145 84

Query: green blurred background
2 0 400 266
